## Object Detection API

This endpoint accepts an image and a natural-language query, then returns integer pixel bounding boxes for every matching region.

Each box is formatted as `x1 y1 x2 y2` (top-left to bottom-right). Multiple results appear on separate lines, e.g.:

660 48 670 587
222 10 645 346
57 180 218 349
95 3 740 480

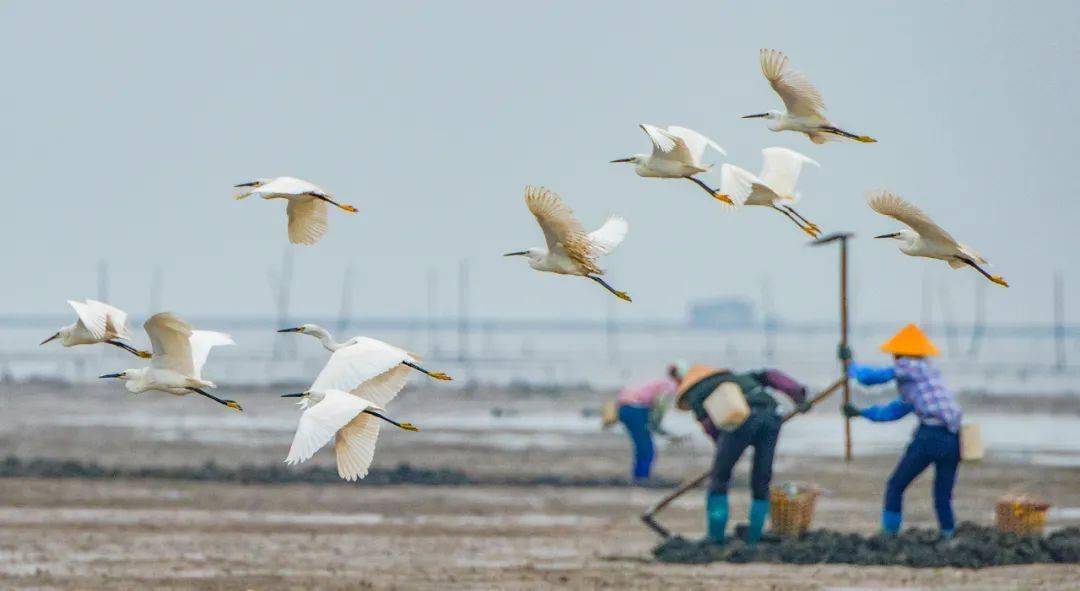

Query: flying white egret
281 337 424 481
276 324 453 381
611 124 730 203
868 190 1008 287
504 186 631 302
40 300 150 358
743 49 876 144
717 147 823 237
234 176 357 245
99 312 242 411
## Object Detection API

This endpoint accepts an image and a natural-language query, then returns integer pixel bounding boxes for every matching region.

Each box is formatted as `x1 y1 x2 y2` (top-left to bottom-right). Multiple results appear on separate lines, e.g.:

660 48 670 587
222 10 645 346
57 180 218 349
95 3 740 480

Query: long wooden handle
640 377 847 538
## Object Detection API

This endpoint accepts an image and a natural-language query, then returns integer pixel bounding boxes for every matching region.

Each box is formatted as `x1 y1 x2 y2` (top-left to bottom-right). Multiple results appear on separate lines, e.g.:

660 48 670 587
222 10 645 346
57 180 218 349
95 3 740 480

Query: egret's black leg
686 177 733 205
363 408 419 431
188 387 243 411
308 192 358 213
820 125 876 143
771 205 817 238
588 275 632 302
106 339 151 359
957 257 1009 287
783 205 821 232
402 360 452 381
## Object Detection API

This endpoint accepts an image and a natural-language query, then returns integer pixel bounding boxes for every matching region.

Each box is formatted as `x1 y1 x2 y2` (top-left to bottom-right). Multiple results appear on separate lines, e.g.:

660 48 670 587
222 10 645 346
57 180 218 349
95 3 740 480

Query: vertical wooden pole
840 238 852 462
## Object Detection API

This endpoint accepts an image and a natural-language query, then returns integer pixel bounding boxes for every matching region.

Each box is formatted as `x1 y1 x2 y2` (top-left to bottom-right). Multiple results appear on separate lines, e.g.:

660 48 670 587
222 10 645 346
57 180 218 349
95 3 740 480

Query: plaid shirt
894 357 962 433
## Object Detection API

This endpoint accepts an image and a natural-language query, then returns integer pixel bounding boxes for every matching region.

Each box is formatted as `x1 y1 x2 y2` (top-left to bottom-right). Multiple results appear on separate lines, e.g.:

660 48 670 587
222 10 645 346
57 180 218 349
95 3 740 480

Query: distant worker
840 323 962 539
615 362 687 483
675 365 811 545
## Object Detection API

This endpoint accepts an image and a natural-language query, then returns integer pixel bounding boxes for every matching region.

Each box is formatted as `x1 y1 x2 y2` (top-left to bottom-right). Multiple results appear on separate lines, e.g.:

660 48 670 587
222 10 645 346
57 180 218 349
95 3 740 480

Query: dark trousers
885 424 961 531
708 410 781 500
618 405 654 479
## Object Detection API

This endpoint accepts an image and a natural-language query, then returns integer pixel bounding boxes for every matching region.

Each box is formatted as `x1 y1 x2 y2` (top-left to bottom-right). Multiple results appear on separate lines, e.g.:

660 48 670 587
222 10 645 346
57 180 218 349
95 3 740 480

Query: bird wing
251 176 327 197
311 337 413 408
188 330 235 381
67 300 108 341
285 198 329 245
86 299 131 340
758 147 819 200
666 126 725 165
640 124 695 164
524 186 599 273
867 190 959 246
285 389 373 467
587 216 628 256
145 312 196 375
718 164 771 207
760 48 826 119
334 412 383 481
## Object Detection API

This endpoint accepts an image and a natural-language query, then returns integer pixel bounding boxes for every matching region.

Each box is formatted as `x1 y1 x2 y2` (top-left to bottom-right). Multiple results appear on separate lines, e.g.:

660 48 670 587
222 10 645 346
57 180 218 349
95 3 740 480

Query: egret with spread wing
40 300 150 358
743 49 876 144
611 124 730 203
234 176 357 245
504 186 631 302
276 323 452 381
99 312 242 411
281 338 424 481
717 147 823 237
868 190 1008 287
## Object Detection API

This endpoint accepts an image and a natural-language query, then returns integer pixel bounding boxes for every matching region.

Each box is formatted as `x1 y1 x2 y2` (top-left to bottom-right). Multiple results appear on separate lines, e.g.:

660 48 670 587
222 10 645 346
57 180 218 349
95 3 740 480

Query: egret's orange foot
857 136 877 143
614 291 633 303
801 226 820 238
713 193 734 205
226 401 243 412
339 204 359 213
990 275 1009 288
397 422 420 432
137 350 153 359
429 371 453 381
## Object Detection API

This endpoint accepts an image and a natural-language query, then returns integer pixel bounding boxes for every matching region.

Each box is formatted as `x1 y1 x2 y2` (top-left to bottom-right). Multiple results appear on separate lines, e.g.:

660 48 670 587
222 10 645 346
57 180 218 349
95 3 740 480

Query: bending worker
675 365 811 545
615 362 687 483
840 323 962 539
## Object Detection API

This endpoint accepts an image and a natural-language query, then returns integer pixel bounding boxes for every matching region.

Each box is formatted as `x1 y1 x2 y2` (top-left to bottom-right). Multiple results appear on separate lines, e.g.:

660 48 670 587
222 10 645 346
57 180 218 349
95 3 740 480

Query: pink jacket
617 377 678 407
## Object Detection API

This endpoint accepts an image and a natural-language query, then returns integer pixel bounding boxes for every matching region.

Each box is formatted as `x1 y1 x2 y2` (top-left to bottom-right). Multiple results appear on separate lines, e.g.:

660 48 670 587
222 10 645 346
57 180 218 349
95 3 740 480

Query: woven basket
996 496 1051 535
770 484 820 538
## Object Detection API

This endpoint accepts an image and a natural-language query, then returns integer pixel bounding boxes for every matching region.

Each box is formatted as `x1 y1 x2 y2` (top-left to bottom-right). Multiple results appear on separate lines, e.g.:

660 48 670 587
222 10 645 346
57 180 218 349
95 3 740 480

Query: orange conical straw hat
880 323 939 357
675 364 728 410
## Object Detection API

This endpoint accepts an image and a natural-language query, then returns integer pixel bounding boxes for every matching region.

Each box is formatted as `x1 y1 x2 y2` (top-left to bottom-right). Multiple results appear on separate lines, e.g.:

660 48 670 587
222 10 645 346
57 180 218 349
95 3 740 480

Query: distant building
688 298 756 329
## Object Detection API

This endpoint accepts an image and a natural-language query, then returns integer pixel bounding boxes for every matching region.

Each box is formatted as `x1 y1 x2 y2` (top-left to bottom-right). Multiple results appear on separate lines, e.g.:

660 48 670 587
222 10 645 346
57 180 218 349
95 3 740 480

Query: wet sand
1 382 1078 589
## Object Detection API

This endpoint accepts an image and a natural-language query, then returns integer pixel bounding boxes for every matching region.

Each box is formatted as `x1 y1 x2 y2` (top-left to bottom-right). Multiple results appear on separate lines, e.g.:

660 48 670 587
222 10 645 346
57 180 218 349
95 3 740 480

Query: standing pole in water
811 232 854 462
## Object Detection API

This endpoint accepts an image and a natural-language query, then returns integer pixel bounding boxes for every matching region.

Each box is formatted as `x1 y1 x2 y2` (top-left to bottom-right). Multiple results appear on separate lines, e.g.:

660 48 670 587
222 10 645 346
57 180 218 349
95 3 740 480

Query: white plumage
99 312 242 411
504 186 632 302
611 124 729 203
283 337 424 481
868 190 1008 287
276 323 454 381
743 49 876 144
41 300 149 358
234 176 357 245
718 147 823 237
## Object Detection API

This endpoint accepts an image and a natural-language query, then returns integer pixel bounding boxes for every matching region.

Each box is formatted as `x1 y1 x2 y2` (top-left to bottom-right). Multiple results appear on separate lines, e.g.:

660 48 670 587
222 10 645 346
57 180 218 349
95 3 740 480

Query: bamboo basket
770 483 820 538
996 495 1051 535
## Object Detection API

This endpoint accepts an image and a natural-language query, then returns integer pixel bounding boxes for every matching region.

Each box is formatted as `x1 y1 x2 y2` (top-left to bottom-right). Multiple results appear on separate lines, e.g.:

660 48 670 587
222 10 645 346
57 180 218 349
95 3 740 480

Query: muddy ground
0 382 1078 589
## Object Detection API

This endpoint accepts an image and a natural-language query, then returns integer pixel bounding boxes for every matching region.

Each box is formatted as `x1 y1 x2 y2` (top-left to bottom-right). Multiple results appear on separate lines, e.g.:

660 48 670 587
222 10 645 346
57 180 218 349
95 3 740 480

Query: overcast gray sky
2 1 1077 325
